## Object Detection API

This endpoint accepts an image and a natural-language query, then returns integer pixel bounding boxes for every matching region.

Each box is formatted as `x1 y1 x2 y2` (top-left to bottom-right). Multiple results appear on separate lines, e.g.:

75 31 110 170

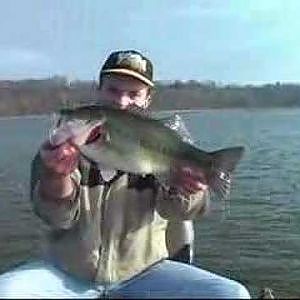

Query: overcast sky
0 0 299 84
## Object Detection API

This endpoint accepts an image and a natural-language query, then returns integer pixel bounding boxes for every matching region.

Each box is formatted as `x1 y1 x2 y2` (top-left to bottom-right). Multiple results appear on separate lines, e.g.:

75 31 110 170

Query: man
0 50 251 298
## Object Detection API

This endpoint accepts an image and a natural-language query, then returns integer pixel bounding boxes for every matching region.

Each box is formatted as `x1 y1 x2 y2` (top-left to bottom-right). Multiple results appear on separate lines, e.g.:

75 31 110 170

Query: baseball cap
100 50 154 87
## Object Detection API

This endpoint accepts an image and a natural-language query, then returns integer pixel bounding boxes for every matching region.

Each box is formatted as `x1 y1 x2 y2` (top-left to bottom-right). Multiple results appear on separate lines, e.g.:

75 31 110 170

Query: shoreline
0 114 48 121
0 106 299 120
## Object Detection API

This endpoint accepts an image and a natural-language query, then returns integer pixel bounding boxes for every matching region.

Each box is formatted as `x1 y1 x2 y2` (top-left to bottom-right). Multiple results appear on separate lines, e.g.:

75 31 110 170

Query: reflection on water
0 109 299 298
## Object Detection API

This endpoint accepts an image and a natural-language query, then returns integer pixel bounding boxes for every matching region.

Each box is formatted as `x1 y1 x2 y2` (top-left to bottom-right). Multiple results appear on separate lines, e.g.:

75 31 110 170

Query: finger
172 186 191 198
173 178 208 194
177 167 208 184
183 181 208 194
60 143 78 156
40 143 79 172
173 167 207 184
186 180 208 191
176 186 205 197
54 143 79 160
52 155 79 175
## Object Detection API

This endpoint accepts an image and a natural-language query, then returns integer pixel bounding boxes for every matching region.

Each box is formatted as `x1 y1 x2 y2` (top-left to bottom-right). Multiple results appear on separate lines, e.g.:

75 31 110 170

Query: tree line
0 76 299 116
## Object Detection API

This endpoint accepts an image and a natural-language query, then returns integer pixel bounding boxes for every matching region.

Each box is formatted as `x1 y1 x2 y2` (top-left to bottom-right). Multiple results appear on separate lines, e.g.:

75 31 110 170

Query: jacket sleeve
155 185 210 221
30 152 81 230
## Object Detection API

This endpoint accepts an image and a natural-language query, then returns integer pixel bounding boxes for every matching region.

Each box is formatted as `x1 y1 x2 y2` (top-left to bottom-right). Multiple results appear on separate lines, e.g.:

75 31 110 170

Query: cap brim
101 68 154 87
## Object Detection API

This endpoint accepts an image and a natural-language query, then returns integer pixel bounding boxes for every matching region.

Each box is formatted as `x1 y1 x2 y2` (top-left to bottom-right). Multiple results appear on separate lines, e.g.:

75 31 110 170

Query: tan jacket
30 149 208 284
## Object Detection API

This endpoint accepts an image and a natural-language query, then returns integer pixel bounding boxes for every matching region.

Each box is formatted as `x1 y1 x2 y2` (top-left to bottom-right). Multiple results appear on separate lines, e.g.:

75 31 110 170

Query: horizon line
0 75 299 87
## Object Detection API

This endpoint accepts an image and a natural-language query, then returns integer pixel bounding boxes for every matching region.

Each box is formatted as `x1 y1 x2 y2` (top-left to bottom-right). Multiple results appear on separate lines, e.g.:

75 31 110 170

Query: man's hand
37 119 103 201
37 140 79 202
41 119 105 176
170 162 208 197
40 140 80 177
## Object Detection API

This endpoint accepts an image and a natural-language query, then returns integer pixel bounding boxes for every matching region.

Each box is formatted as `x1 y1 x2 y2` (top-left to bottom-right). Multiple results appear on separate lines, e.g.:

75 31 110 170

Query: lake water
0 108 299 298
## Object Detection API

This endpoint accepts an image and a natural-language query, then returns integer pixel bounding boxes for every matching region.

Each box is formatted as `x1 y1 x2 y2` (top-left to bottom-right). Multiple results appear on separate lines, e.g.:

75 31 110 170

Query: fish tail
208 146 245 200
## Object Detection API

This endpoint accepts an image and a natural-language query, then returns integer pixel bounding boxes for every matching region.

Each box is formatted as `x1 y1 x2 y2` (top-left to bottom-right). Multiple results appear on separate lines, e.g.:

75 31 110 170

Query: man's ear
143 92 153 108
146 87 156 108
148 87 155 97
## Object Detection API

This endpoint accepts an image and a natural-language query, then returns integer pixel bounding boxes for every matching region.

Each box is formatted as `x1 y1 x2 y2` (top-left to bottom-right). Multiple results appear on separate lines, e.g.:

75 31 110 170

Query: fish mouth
85 125 106 145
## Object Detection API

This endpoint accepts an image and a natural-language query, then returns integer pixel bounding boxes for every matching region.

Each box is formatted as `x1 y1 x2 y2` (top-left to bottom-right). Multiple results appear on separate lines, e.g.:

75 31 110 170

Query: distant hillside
0 76 300 116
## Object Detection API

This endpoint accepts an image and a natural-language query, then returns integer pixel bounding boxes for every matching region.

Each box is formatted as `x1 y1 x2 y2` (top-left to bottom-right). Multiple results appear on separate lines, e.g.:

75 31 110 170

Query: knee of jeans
228 281 251 299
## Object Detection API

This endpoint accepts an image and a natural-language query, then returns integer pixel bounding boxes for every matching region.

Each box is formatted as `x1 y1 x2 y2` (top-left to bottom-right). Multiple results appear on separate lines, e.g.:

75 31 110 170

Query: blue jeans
0 259 251 299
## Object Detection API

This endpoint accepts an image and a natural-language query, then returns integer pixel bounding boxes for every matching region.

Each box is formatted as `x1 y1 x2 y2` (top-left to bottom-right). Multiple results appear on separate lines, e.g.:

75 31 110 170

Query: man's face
98 74 151 110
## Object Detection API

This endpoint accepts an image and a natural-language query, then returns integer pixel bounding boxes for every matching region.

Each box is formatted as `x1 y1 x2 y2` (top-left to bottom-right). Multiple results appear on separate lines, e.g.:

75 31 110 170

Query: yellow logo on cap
116 53 147 73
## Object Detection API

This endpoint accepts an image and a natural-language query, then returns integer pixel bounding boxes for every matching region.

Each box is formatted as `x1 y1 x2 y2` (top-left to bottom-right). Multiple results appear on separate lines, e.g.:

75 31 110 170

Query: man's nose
114 93 131 108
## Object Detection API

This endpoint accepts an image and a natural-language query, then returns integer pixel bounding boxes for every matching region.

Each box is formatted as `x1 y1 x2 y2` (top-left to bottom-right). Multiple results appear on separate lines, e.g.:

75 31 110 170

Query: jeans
0 259 251 299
